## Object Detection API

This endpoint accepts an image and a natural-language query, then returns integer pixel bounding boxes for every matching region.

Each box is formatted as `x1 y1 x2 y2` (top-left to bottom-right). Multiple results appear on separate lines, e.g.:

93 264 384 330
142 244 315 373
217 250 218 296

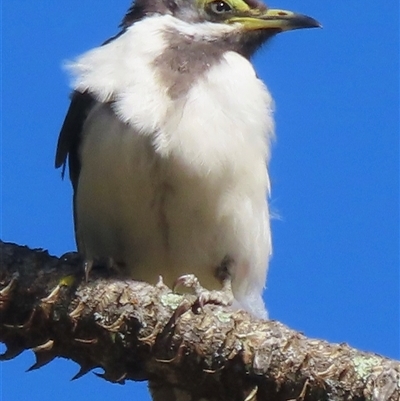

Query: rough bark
0 240 399 401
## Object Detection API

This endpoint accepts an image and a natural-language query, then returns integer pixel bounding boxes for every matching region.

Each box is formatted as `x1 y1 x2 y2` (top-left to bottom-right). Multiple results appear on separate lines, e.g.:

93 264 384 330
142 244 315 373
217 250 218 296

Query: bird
55 0 319 319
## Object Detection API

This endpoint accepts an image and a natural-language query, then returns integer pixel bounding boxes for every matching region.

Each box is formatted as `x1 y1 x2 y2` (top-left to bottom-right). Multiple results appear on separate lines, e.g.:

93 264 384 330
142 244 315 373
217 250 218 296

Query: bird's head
121 0 320 57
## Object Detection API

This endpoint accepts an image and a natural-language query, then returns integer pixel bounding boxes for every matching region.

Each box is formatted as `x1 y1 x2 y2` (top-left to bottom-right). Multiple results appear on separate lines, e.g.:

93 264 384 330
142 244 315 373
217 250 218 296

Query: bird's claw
173 274 203 294
173 274 234 312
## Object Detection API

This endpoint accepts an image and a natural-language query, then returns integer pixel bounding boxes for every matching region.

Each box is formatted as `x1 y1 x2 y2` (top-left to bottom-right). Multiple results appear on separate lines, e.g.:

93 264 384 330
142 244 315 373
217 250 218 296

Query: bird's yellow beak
229 8 321 32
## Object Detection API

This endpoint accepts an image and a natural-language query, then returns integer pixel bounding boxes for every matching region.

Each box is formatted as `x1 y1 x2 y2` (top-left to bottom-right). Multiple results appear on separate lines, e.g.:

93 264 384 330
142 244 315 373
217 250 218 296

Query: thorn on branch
0 272 19 311
70 362 98 381
243 385 258 401
94 369 127 384
3 307 37 330
0 344 24 361
27 350 57 371
96 312 126 332
32 339 54 353
74 337 98 345
40 285 62 304
69 301 85 320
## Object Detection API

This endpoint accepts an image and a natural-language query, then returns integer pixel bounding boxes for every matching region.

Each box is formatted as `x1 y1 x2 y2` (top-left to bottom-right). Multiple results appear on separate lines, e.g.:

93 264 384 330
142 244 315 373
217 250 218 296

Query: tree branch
0 240 399 401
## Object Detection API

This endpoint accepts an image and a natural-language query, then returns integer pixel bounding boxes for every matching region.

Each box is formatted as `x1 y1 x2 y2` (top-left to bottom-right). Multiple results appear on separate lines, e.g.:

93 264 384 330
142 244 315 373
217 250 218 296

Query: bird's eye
209 1 232 14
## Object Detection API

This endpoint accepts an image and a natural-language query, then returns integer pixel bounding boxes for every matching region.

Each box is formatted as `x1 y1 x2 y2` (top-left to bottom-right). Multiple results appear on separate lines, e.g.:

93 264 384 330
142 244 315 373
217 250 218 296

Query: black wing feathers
55 91 95 191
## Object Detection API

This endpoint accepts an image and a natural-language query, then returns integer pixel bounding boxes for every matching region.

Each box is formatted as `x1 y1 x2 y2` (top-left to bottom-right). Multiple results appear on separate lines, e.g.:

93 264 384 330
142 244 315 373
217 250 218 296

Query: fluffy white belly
73 45 274 317
77 102 270 292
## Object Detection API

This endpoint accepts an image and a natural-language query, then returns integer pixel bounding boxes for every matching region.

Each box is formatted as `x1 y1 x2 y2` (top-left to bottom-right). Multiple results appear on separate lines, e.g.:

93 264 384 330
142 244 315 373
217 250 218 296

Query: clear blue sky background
1 1 399 400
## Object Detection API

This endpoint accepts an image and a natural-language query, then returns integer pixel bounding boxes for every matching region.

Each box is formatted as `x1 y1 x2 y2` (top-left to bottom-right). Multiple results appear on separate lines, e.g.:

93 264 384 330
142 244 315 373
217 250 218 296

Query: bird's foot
84 257 120 282
173 274 234 310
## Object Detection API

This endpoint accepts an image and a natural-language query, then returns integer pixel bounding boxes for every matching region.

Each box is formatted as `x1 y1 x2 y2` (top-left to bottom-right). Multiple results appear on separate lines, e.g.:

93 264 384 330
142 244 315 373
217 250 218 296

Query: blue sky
1 1 399 400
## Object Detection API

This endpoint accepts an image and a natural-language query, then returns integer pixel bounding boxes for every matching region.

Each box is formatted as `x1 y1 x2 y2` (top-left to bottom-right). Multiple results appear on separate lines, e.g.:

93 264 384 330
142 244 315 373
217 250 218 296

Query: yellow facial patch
197 0 320 33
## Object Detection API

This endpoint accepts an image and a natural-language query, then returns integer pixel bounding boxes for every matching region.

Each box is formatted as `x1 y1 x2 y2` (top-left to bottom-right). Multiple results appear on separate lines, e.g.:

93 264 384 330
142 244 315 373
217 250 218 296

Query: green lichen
215 311 232 323
353 355 381 378
160 293 184 309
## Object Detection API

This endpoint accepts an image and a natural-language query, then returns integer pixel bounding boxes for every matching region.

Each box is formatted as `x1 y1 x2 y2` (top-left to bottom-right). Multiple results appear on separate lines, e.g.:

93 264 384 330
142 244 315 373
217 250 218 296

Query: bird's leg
173 274 234 310
84 259 94 282
106 257 123 275
84 257 119 281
